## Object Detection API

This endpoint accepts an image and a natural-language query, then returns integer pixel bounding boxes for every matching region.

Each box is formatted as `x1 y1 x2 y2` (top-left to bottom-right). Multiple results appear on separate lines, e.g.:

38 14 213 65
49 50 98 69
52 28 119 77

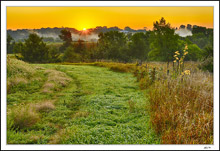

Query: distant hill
7 25 212 42
7 26 147 42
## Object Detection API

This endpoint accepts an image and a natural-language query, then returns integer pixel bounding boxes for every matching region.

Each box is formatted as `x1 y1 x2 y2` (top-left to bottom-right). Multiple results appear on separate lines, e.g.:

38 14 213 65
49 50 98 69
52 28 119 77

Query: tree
186 27 213 50
97 31 128 61
63 46 81 62
149 17 180 67
128 32 150 62
21 33 49 63
198 45 213 72
185 44 202 61
74 39 85 54
48 46 61 62
73 39 87 61
13 41 24 54
59 29 72 43
201 45 213 60
7 34 15 54
86 42 98 62
13 41 24 59
59 29 72 52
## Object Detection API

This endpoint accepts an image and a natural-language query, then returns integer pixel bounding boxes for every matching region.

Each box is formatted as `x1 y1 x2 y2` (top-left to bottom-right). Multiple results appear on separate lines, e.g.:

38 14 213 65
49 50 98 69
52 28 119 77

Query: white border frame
1 1 219 150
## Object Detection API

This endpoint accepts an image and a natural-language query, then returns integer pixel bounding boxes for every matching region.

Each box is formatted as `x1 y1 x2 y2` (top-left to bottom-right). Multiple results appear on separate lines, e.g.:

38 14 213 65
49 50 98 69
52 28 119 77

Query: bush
63 46 82 62
93 62 136 73
48 46 61 63
198 57 213 73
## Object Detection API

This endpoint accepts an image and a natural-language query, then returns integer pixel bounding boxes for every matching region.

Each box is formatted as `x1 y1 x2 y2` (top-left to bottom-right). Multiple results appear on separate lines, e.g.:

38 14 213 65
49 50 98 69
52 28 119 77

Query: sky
7 7 213 30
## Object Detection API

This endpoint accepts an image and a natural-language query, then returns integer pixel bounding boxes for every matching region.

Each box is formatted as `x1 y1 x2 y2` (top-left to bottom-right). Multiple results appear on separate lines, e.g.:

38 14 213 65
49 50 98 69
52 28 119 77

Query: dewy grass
90 61 213 144
7 57 212 144
7 60 160 144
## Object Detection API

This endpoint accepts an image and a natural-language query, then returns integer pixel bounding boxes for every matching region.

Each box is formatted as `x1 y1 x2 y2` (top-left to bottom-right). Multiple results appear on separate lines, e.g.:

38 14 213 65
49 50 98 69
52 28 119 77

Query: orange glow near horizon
7 7 213 30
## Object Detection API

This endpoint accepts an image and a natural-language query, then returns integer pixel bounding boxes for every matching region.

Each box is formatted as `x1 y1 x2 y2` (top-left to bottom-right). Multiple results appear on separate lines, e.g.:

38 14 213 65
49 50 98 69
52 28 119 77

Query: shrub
139 76 151 90
93 62 136 73
198 57 213 73
63 46 82 63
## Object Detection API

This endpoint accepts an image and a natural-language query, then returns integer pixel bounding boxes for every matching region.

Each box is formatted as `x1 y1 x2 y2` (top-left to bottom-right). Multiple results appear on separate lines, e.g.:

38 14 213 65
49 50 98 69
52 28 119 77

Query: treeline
7 17 213 71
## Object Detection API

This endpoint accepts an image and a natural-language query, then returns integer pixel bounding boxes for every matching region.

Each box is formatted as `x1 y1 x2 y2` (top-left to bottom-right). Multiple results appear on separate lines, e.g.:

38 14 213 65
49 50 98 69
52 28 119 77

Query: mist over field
7 24 197 42
175 28 192 37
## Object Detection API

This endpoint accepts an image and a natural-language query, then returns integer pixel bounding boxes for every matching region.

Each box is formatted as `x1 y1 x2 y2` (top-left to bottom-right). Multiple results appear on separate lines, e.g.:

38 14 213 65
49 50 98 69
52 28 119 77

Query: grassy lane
7 62 160 144
45 65 160 144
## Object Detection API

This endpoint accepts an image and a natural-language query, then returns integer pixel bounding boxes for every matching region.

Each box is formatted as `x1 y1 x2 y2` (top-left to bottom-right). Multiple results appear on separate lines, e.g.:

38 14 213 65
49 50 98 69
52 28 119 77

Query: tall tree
149 17 180 67
63 46 81 62
128 32 150 62
59 29 72 52
21 33 49 63
97 31 128 61
7 34 15 54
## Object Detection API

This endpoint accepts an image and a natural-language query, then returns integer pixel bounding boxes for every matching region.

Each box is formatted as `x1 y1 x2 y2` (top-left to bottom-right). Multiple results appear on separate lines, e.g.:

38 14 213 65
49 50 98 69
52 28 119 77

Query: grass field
7 57 160 144
7 56 213 144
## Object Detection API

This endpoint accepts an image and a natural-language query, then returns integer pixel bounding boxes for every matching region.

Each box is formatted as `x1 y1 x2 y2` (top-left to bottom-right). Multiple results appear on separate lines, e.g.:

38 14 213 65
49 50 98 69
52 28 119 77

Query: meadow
6 18 213 144
7 56 161 144
7 55 213 144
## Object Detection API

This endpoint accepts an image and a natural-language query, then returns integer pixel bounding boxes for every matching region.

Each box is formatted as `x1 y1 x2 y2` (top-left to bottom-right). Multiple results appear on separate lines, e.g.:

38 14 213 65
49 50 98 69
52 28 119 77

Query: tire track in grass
47 65 160 144
48 68 89 144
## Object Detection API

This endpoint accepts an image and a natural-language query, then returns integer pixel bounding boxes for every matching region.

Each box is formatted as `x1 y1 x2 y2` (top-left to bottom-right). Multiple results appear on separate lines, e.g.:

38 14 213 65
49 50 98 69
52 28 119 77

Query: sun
83 28 87 31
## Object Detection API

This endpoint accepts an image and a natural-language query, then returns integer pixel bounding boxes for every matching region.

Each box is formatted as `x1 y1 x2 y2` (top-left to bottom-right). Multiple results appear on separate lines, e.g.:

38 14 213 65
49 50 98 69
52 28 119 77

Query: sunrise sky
7 7 213 30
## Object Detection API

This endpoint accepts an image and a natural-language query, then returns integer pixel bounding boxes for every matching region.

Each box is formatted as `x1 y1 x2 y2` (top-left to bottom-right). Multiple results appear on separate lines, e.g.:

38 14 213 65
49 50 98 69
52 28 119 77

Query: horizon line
7 24 213 31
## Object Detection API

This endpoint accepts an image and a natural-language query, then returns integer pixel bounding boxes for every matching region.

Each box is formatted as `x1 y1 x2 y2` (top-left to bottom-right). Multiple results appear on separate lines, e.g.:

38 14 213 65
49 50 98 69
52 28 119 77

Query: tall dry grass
93 62 136 73
7 56 36 93
149 71 213 144
7 56 36 78
42 69 72 93
8 100 56 130
34 101 55 113
9 105 40 129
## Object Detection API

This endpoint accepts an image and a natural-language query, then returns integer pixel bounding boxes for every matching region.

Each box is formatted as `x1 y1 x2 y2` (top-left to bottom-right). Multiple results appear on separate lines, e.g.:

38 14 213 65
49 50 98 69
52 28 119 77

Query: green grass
7 59 160 144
